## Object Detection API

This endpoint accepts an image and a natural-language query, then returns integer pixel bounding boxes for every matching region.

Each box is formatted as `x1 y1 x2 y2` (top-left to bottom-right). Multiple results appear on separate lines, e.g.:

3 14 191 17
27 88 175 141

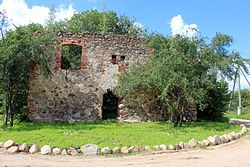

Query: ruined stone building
28 32 150 122
28 32 197 122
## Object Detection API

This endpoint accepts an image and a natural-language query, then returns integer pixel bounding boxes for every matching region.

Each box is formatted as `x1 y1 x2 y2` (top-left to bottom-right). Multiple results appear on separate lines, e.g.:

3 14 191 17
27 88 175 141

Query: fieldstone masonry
28 32 149 122
28 32 197 122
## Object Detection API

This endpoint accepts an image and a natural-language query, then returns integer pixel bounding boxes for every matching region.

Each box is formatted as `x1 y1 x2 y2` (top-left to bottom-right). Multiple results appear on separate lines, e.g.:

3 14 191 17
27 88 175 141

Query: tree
66 10 145 36
0 23 55 126
116 33 244 126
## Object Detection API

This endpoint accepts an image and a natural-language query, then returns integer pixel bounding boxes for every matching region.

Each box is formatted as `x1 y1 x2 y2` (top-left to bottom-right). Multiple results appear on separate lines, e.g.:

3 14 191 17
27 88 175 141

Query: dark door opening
102 89 118 120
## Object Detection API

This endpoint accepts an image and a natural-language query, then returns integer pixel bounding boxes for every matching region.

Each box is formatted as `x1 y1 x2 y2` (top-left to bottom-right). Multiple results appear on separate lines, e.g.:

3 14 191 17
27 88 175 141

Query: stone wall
28 32 149 122
28 32 197 122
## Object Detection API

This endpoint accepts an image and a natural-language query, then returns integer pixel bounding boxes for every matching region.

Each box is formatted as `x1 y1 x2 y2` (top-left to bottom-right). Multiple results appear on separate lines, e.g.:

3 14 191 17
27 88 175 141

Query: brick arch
56 38 87 70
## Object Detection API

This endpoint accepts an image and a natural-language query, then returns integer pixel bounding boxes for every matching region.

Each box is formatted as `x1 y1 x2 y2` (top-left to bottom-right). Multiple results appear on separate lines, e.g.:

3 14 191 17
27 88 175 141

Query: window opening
111 55 117 64
61 45 82 70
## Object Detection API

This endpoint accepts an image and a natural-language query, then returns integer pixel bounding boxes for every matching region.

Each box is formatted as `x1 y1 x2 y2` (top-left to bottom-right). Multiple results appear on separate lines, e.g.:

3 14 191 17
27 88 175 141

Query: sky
0 0 249 89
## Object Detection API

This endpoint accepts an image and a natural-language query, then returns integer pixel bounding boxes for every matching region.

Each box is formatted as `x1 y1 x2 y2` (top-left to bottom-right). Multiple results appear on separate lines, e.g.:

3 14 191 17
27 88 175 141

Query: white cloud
170 15 198 37
0 0 76 28
134 22 143 29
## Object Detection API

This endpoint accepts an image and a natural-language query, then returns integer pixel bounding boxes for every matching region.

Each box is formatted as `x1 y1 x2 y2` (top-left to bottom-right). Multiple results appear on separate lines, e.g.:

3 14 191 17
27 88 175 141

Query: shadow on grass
157 118 236 133
1 119 121 132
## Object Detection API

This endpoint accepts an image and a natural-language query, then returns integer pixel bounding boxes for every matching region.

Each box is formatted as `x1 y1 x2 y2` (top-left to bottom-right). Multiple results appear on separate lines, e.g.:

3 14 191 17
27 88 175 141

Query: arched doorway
102 89 118 120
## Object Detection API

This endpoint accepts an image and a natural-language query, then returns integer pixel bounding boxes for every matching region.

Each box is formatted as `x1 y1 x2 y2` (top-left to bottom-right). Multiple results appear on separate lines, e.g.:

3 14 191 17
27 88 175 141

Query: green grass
226 107 250 120
0 119 240 149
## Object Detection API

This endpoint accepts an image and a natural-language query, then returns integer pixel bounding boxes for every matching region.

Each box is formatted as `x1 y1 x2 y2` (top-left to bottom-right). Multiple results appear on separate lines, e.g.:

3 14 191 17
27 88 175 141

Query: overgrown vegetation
0 8 249 127
0 9 145 126
115 34 249 126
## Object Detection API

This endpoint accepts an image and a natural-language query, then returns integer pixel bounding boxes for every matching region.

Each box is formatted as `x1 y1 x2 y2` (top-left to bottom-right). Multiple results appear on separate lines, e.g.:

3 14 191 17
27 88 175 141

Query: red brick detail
101 65 106 75
28 100 36 113
29 60 37 80
81 47 87 69
118 63 126 75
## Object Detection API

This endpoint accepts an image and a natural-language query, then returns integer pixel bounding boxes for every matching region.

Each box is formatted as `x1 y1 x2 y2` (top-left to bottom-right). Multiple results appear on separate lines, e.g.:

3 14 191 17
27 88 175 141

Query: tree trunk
9 91 14 127
4 94 9 127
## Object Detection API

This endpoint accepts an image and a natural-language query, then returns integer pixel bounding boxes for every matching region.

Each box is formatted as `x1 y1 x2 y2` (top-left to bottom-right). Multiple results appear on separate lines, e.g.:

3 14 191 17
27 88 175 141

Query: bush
197 79 230 121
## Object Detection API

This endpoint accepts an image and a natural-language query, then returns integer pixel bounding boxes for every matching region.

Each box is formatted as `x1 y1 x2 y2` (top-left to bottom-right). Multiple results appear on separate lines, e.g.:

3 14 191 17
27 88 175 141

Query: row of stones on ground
0 125 248 156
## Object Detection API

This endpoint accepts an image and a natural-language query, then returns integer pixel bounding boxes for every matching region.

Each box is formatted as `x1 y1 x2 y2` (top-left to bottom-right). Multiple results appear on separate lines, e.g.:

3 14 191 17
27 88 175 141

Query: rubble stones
121 147 129 154
41 145 51 155
112 147 121 154
81 144 99 155
4 140 15 149
101 147 112 154
7 146 19 154
188 138 198 148
67 147 78 156
159 144 167 150
61 149 68 155
19 143 29 152
168 145 175 150
29 145 40 154
52 148 62 155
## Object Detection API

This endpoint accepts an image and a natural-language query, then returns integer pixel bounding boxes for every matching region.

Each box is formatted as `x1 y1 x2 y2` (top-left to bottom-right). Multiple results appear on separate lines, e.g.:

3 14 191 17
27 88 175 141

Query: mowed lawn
0 119 241 149
226 108 250 120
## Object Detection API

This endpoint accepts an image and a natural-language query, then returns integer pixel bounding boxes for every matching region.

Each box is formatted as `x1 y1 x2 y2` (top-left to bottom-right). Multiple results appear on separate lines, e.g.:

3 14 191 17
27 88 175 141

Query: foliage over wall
0 9 145 126
115 34 249 125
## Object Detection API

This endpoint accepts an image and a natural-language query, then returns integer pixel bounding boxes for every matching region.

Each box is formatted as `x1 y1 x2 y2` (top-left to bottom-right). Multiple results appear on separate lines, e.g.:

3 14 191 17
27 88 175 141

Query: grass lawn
0 118 241 149
226 107 250 120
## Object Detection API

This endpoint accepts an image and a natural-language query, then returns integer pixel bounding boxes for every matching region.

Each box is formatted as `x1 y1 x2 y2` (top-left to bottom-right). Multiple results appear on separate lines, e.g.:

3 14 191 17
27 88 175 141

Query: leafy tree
116 33 247 126
0 23 55 126
66 10 145 36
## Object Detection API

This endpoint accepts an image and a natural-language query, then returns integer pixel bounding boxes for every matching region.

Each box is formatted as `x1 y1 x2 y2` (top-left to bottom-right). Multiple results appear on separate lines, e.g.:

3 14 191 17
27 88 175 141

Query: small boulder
239 131 244 136
153 145 161 151
222 134 230 142
159 144 167 150
112 147 121 154
7 146 19 154
128 146 135 153
207 136 221 145
81 144 99 156
241 129 247 134
19 143 29 152
199 142 207 148
188 138 198 148
121 146 129 154
101 147 112 154
41 145 51 155
52 148 61 155
202 140 210 147
144 146 151 151
175 144 182 150
0 142 4 148
61 149 68 155
4 140 15 149
178 142 185 149
67 147 78 156
235 133 240 139
228 132 236 141
138 146 145 152
29 144 40 154
168 145 175 150
214 136 222 145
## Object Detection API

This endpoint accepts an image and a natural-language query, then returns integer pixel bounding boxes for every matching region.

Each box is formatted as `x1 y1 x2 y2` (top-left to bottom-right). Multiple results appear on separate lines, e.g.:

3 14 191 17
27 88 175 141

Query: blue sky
0 0 249 88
